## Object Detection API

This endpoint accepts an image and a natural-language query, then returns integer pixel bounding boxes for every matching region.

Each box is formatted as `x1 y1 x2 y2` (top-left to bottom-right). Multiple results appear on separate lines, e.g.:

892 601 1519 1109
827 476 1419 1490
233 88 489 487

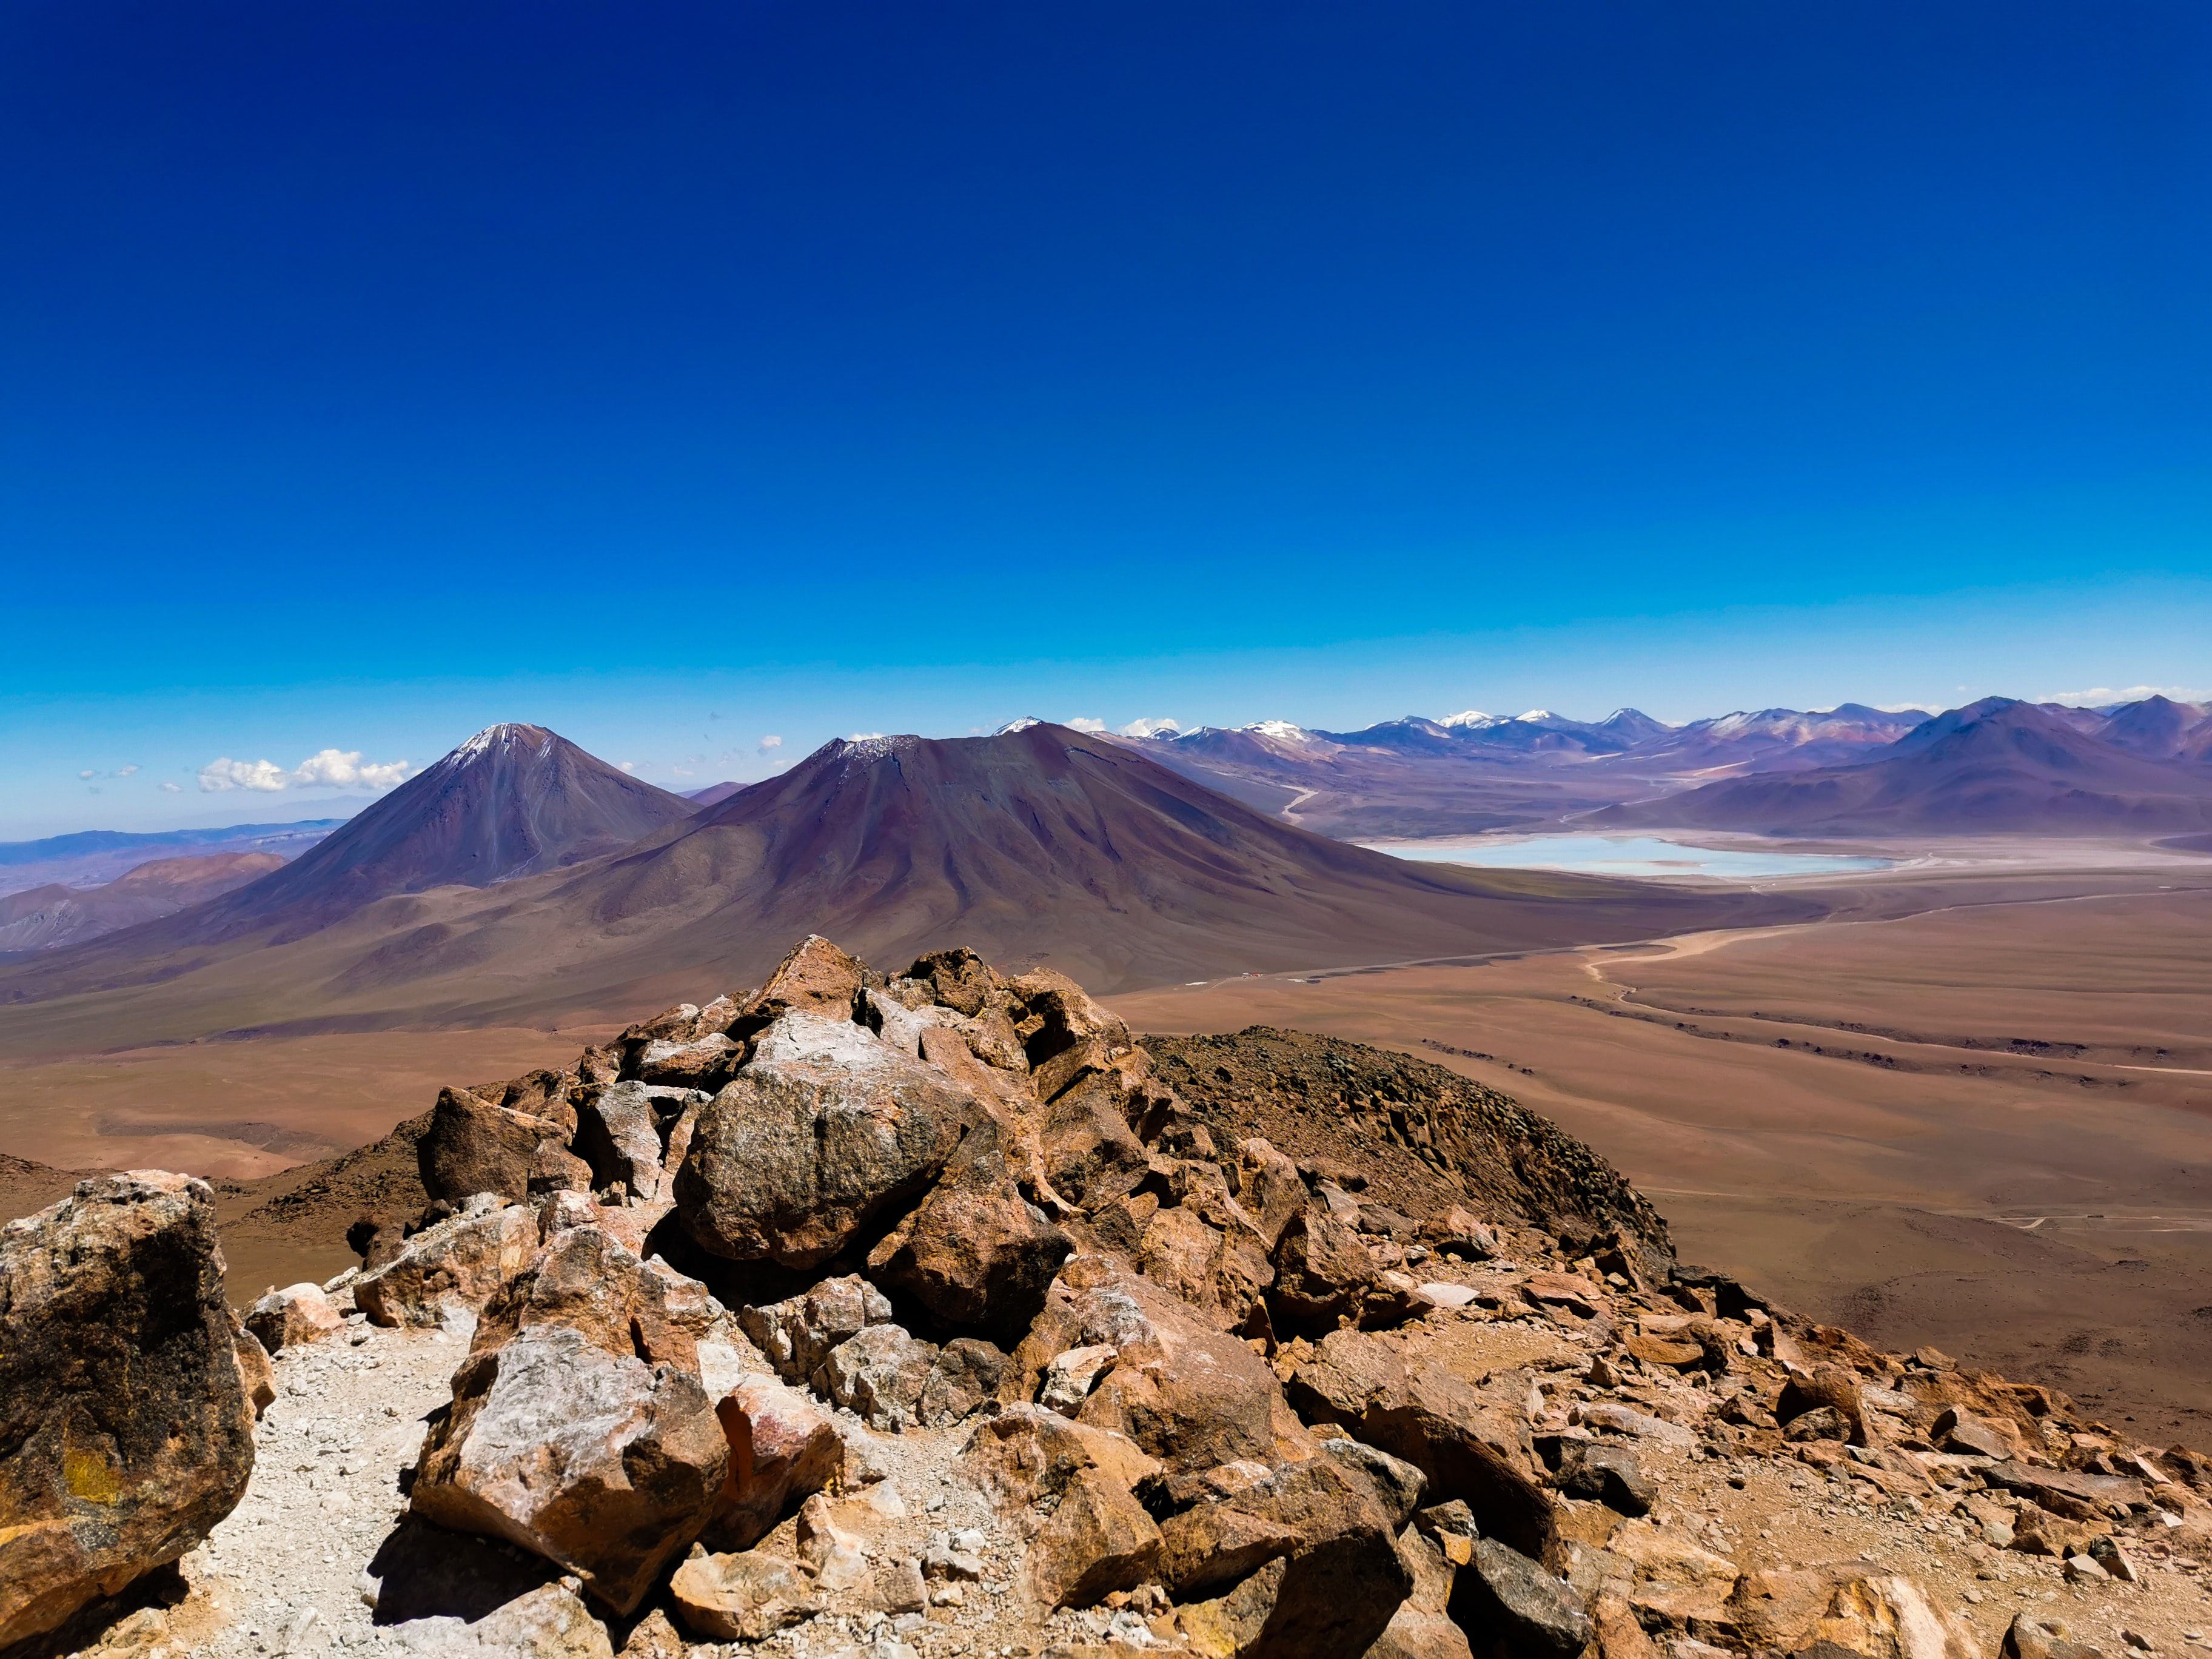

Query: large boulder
1161 1450 1415 1658
674 1013 983 1269
866 1116 1073 1341
1453 1538 1592 1659
962 1406 1166 1610
1014 1261 1309 1472
411 1324 728 1614
1288 1329 1555 1561
419 1085 581 1205
354 1198 538 1328
0 1173 255 1649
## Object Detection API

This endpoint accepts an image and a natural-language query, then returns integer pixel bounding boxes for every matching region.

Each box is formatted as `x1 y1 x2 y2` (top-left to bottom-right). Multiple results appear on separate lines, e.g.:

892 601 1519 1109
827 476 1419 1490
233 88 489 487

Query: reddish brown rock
1778 1366 1869 1447
244 1281 346 1353
741 934 870 1025
1287 1329 1554 1561
866 1116 1073 1342
420 1085 576 1205
354 1198 538 1329
1016 1263 1308 1471
708 1373 845 1550
1270 1204 1377 1335
410 1324 729 1614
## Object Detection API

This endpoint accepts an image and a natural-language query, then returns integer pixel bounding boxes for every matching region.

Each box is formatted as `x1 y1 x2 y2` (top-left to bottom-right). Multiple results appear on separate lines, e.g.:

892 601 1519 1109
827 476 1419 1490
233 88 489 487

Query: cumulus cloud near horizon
1119 717 1182 737
199 748 412 793
1066 716 1107 732
757 735 783 753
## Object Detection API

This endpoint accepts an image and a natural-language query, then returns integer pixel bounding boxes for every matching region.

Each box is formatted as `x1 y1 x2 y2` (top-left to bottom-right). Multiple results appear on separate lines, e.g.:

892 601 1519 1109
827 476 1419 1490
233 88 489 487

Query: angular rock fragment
231 1316 278 1418
1557 1443 1655 1516
1269 1203 1377 1334
865 1115 1072 1341
572 1081 675 1201
918 1337 1010 1427
1777 1365 1868 1447
709 1373 845 1550
668 1546 822 1641
245 1280 345 1353
818 1323 941 1431
1015 1263 1307 1472
420 1086 578 1205
1454 1537 1592 1659
393 1583 616 1657
411 1325 729 1614
354 1198 538 1329
738 1273 896 1385
1287 1329 1555 1560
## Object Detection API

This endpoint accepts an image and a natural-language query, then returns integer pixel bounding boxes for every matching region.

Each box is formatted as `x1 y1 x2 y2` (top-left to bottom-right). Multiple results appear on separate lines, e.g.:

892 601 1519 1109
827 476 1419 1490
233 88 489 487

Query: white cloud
292 748 411 789
198 748 412 793
618 761 637 774
77 768 96 779
159 781 182 794
199 757 291 793
113 764 139 777
1066 717 1107 732
1119 717 1182 738
757 735 783 754
847 731 885 742
671 766 695 777
2042 684 2211 706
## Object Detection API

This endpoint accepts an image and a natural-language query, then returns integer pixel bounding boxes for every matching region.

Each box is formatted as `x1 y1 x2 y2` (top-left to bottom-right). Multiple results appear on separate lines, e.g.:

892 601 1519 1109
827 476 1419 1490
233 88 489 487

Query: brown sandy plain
1112 840 2212 1443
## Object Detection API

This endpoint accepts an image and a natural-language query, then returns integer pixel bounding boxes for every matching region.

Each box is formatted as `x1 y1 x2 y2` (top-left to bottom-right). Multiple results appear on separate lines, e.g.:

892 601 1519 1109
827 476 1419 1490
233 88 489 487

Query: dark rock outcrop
0 1173 255 1648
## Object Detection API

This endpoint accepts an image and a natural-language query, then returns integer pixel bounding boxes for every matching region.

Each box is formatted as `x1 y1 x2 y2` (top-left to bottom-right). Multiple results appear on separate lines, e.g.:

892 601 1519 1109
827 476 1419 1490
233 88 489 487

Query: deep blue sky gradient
4 1 2209 833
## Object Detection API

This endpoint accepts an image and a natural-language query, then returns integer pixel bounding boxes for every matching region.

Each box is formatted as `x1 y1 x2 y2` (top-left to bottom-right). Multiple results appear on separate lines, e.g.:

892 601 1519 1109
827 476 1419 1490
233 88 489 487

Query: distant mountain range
0 817 349 899
0 853 284 953
1596 697 2212 836
1114 695 2212 839
0 723 1784 1049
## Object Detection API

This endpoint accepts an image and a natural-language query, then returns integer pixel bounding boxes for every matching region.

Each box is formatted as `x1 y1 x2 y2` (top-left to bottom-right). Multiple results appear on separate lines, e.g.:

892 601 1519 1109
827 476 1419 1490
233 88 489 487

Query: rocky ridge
10 937 2212 1659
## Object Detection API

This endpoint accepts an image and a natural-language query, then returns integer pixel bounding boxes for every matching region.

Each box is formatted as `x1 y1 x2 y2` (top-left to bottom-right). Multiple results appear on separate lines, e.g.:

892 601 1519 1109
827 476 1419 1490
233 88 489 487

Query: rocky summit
8 937 2212 1659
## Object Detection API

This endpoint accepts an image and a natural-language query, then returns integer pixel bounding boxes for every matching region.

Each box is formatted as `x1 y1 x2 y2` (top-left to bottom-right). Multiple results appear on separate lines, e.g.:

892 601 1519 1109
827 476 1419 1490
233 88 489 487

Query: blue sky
3 1 2208 837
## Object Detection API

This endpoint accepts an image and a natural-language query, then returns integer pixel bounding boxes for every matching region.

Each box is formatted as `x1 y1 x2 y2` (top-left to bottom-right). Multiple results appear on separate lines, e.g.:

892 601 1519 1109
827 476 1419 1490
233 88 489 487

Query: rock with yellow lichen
0 1171 255 1649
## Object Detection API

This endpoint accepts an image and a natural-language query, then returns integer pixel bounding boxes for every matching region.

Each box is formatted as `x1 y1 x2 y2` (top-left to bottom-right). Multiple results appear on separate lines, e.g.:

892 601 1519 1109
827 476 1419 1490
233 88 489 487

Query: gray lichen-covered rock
0 1171 256 1649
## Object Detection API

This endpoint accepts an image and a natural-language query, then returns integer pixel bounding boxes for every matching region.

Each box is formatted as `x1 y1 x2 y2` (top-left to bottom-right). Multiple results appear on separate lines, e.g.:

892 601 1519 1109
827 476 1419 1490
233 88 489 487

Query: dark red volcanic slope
527 723 1788 996
214 722 694 931
1599 699 2212 836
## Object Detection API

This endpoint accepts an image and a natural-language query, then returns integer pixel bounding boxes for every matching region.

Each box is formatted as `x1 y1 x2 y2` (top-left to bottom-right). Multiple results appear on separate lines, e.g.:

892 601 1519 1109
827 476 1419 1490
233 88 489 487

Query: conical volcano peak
447 722 557 766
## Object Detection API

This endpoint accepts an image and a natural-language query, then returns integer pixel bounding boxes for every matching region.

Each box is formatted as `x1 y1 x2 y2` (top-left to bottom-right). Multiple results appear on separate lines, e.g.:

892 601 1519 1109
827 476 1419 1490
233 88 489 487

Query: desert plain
1113 836 2212 1443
